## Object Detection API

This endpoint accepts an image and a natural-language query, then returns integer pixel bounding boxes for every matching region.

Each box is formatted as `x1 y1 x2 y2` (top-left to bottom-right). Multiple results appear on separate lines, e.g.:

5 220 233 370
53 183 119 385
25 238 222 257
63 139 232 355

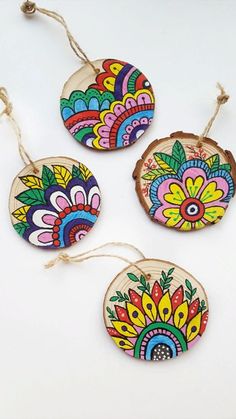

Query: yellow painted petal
186 312 202 342
164 183 186 205
158 291 172 322
142 293 157 321
104 77 115 91
112 336 134 350
179 221 192 231
126 302 146 327
163 208 182 227
195 220 206 230
110 62 123 75
174 301 188 328
112 321 137 337
200 181 223 203
186 176 204 198
203 206 225 223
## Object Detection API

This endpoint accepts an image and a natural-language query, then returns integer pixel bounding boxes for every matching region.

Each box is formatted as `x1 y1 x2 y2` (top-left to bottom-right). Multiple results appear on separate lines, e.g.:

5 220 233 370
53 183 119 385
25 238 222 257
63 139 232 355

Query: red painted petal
107 327 122 337
128 289 144 312
151 281 163 305
171 286 184 311
115 305 132 324
199 310 209 335
188 298 200 321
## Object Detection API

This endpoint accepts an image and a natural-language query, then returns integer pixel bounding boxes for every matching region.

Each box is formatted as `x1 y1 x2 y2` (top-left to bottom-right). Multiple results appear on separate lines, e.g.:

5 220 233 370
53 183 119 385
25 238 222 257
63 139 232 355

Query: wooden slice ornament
0 88 101 250
104 259 208 361
9 157 100 249
133 86 236 231
46 243 209 362
21 2 155 151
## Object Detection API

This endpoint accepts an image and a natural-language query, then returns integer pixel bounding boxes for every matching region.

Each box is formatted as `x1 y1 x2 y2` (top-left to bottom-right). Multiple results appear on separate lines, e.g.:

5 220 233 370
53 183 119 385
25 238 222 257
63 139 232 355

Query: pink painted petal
56 196 70 210
132 119 140 127
88 186 101 210
137 92 151 105
104 113 116 127
98 126 110 138
50 191 72 212
32 209 58 228
125 97 136 109
42 214 57 226
113 104 125 116
29 229 53 247
70 185 87 206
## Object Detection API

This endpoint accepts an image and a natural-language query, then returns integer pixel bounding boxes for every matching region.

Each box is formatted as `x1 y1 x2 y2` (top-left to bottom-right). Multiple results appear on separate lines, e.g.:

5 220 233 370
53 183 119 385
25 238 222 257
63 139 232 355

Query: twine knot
217 93 229 105
21 1 36 14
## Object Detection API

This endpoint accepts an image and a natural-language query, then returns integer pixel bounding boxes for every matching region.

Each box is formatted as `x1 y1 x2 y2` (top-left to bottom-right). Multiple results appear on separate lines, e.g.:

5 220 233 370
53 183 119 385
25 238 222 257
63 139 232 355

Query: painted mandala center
180 197 205 222
151 344 172 361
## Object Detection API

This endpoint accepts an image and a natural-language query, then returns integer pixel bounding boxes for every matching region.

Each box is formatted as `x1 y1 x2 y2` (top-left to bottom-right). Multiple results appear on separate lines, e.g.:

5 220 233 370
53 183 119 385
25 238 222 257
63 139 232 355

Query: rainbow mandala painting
10 157 101 249
104 260 208 361
60 59 155 150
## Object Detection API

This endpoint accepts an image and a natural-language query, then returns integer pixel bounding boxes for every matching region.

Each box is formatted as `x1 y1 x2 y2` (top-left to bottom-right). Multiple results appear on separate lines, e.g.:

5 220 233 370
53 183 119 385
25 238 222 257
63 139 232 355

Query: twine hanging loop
21 1 100 75
197 83 229 147
0 87 38 173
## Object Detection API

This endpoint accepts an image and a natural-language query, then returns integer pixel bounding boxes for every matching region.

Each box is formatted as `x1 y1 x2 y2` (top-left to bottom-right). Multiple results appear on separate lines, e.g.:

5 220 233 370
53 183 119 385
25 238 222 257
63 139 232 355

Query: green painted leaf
42 166 57 189
185 290 192 300
127 273 139 282
165 277 173 283
13 221 29 237
16 189 46 206
163 284 170 290
205 154 220 171
124 293 129 301
160 279 164 288
140 275 146 287
219 163 231 172
168 267 175 276
72 165 83 179
142 168 169 181
137 285 145 292
161 271 167 280
192 288 197 296
110 296 119 302
117 291 123 298
172 140 186 164
146 282 151 293
185 279 193 291
154 152 180 173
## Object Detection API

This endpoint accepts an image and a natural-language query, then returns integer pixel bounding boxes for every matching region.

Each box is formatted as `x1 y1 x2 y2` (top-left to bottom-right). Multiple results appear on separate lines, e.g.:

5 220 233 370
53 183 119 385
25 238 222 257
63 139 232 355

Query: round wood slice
9 156 101 249
104 258 209 361
60 58 155 150
133 132 236 231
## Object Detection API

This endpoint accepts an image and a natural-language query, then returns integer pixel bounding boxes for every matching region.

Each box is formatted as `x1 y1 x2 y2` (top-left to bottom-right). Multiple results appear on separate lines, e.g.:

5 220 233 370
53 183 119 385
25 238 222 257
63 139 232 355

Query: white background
0 1 236 418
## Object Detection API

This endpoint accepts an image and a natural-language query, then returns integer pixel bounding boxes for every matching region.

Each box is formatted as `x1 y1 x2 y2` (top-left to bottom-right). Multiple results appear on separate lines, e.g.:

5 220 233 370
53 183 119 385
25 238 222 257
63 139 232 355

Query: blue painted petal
74 99 87 113
88 97 99 110
100 99 111 111
61 107 74 121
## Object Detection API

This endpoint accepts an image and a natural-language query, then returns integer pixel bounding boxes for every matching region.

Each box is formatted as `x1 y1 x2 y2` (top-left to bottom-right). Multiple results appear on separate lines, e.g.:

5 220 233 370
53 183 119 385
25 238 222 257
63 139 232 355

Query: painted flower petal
142 292 157 321
70 185 87 206
194 220 206 230
174 301 188 329
115 305 132 324
203 206 225 223
88 186 101 210
186 312 202 342
164 183 186 205
186 176 204 198
112 336 134 350
171 286 184 311
199 311 209 335
200 181 223 203
112 321 137 337
158 291 172 322
126 302 146 327
50 191 72 212
179 220 192 231
28 229 53 246
188 298 200 321
151 281 163 305
128 289 144 312
31 209 58 228
107 327 122 337
163 208 182 227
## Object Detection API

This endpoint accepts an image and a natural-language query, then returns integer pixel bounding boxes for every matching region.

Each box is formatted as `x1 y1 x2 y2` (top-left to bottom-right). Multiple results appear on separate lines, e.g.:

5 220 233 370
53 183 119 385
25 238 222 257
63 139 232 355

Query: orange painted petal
151 281 163 305
115 305 132 324
200 311 209 335
188 298 200 321
171 286 184 311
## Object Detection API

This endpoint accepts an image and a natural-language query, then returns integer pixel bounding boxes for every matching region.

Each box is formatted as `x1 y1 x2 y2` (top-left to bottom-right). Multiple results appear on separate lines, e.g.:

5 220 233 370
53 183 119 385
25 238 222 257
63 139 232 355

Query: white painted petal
29 229 53 247
32 209 58 228
88 186 101 210
70 185 87 206
50 191 72 212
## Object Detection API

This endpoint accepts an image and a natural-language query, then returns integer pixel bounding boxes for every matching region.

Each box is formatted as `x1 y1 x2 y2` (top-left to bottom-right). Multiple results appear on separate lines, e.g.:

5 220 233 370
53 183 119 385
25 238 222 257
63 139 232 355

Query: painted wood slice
133 132 236 231
60 58 155 150
9 157 101 249
104 259 208 361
